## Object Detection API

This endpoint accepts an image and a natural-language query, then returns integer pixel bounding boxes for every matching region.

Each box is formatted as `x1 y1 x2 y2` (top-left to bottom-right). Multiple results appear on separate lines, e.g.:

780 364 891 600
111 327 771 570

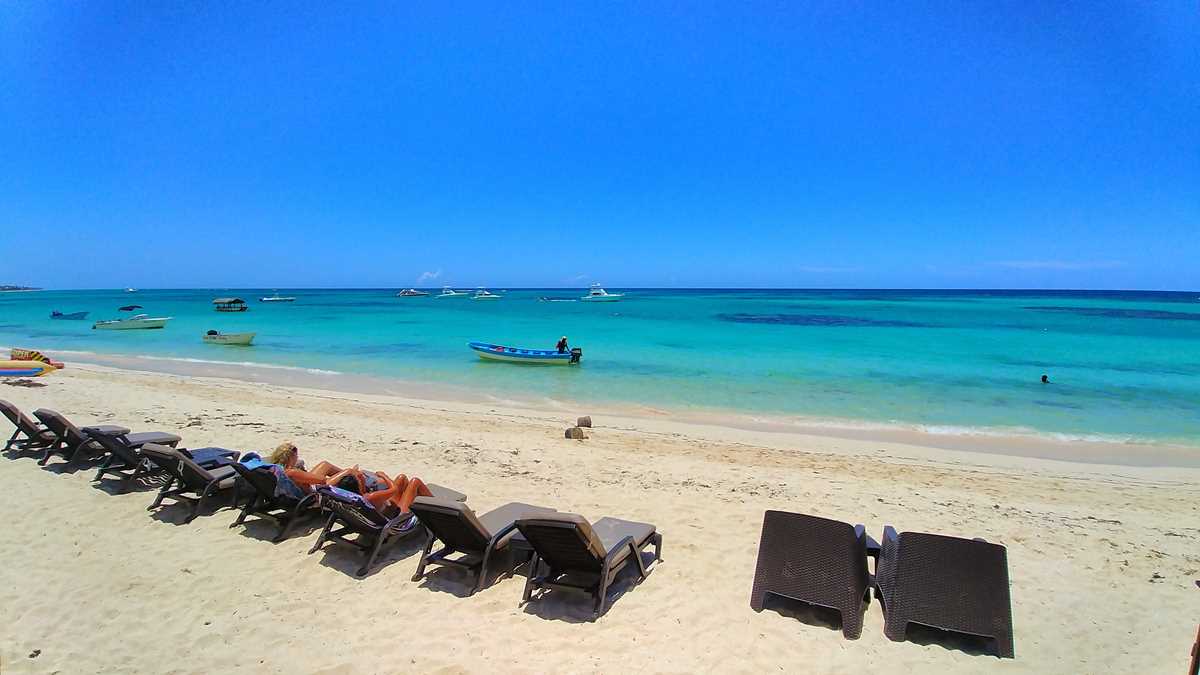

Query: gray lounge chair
875 526 1015 658
410 497 556 594
516 513 662 618
228 462 321 542
33 408 180 468
140 443 242 523
1 400 56 452
749 510 876 639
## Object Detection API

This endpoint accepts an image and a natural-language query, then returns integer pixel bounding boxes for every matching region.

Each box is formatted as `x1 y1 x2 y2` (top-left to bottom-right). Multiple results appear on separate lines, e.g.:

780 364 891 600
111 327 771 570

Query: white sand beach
2 363 1198 674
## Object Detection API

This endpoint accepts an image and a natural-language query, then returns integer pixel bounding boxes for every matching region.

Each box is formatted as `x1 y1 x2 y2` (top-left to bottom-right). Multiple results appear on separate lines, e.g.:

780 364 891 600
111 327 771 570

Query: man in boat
556 336 569 353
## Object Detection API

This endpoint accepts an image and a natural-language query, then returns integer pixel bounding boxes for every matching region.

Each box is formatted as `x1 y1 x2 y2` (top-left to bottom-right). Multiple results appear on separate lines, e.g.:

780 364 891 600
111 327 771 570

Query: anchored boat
203 330 255 346
213 297 248 312
469 342 582 365
471 289 502 300
50 311 89 320
437 286 470 298
93 314 171 330
397 288 430 297
580 283 624 302
260 291 296 302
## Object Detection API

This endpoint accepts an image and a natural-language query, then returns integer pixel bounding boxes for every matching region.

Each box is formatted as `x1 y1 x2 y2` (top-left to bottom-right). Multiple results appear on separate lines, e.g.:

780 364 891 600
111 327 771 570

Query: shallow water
3 288 1199 445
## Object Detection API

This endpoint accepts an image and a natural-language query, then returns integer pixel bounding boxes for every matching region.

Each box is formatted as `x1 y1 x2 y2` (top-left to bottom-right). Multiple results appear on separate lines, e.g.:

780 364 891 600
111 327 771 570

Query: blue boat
469 342 581 365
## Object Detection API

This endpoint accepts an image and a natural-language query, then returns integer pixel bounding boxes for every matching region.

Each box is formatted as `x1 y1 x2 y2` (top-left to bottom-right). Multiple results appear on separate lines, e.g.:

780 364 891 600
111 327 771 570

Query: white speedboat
93 314 171 330
124 287 137 293
203 330 255 346
580 283 624 302
397 288 430 297
437 286 470 298
260 291 295 302
472 289 502 300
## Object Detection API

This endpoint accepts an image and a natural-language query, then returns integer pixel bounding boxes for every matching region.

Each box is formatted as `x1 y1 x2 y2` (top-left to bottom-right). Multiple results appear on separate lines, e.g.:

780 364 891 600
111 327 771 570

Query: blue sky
2 2 1196 290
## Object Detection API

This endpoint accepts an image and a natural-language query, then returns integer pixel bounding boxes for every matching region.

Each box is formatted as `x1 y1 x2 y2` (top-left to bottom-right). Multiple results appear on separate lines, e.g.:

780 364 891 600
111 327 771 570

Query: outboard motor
569 347 583 364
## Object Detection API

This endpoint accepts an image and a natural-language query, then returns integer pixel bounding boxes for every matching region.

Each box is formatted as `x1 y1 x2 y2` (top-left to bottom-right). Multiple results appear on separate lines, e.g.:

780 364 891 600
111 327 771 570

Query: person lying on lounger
327 466 434 515
242 442 345 494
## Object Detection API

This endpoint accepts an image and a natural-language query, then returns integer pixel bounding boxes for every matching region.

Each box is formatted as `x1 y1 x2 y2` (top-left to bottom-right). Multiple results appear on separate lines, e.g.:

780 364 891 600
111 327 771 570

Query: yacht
397 288 430 297
580 283 624 302
471 289 502 300
437 286 470 298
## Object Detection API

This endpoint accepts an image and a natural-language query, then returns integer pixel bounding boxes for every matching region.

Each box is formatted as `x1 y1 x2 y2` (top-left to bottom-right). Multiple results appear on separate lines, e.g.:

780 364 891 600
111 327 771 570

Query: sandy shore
2 363 1198 673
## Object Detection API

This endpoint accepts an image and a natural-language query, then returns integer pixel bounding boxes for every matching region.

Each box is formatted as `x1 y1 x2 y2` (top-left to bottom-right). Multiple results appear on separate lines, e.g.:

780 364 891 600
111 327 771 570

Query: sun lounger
84 425 198 491
749 510 876 639
409 497 556 594
309 483 467 576
1 399 56 452
228 462 321 541
32 408 180 468
515 512 662 618
140 443 244 522
875 526 1015 658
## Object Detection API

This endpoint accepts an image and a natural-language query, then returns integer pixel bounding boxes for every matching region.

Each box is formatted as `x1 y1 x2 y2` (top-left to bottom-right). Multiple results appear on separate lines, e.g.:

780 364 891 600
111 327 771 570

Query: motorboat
471 289 502 300
397 288 430 297
119 305 142 311
213 297 248 312
580 283 624 302
260 291 296 303
203 330 255 346
437 286 470 298
124 288 137 293
469 342 581 365
93 314 171 330
50 311 89 320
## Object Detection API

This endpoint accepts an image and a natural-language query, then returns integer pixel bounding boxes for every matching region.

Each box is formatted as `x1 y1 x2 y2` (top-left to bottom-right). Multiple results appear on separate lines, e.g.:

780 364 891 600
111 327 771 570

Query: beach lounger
1 400 56 453
875 526 1015 658
409 497 556 594
749 510 876 639
515 512 662 618
309 483 467 576
228 462 320 541
33 408 180 468
140 443 243 522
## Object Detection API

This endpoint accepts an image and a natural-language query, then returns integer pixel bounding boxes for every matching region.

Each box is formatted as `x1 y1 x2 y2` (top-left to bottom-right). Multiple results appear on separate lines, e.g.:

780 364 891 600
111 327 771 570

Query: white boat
93 314 171 330
437 286 470 298
397 288 430 297
472 289 502 300
203 330 255 346
580 283 624 302
124 287 137 293
260 291 295 302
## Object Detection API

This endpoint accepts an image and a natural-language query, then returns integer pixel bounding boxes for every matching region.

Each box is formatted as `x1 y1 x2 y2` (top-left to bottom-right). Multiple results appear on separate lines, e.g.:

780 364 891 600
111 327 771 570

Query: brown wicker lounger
140 444 242 523
875 526 1015 658
749 510 877 639
409 497 556 594
0 400 56 453
33 408 181 468
228 462 321 542
515 512 662 618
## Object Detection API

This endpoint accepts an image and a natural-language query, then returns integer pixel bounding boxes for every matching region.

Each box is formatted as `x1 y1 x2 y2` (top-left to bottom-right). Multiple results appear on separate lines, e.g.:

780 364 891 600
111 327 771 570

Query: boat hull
50 311 89 320
580 295 623 302
0 360 56 377
203 332 256 346
93 317 171 330
260 297 295 302
469 342 578 365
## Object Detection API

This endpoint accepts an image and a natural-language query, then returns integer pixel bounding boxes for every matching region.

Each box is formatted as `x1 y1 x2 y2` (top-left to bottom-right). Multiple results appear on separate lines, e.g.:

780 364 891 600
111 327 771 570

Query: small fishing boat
468 342 582 365
50 311 89 320
119 304 143 312
471 289 502 300
580 283 624 302
397 288 430 297
437 286 470 298
0 360 56 377
213 297 248 312
260 291 296 302
93 314 171 330
203 330 255 346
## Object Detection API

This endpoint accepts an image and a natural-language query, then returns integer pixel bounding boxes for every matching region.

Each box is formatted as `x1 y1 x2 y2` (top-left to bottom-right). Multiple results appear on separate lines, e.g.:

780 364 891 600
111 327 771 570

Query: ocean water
2 288 1199 445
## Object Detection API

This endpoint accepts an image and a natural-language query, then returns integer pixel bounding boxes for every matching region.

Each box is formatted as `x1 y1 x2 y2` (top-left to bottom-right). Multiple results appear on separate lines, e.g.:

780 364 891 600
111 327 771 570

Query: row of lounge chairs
1 400 663 619
751 510 1015 658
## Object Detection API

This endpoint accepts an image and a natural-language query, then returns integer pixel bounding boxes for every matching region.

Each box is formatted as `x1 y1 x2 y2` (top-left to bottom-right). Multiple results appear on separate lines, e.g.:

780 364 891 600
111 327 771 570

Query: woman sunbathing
263 442 345 492
327 466 433 514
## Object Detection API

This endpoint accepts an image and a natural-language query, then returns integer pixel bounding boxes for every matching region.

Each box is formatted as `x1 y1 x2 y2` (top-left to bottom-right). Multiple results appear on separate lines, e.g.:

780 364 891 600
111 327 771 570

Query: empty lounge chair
749 510 876 639
228 462 321 542
409 497 556 594
33 408 180 468
140 443 243 523
1 399 56 453
515 512 662 618
309 483 467 576
875 526 1015 658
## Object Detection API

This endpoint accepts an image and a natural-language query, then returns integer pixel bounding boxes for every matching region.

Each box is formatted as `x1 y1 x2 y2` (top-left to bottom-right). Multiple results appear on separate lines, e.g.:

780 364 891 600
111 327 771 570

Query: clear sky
2 2 1196 290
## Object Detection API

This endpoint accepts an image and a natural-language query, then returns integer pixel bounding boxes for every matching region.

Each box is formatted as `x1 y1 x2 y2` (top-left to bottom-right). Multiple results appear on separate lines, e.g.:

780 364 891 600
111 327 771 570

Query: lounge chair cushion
124 431 182 447
591 517 656 566
477 502 558 547
521 512 609 561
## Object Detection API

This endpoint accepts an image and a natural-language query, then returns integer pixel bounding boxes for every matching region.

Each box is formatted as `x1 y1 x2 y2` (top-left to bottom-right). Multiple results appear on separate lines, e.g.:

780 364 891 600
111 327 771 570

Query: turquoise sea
2 289 1198 445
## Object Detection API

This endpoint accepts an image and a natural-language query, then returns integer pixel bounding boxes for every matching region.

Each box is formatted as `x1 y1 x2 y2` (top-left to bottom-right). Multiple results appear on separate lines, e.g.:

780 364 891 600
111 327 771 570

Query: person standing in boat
556 336 569 353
